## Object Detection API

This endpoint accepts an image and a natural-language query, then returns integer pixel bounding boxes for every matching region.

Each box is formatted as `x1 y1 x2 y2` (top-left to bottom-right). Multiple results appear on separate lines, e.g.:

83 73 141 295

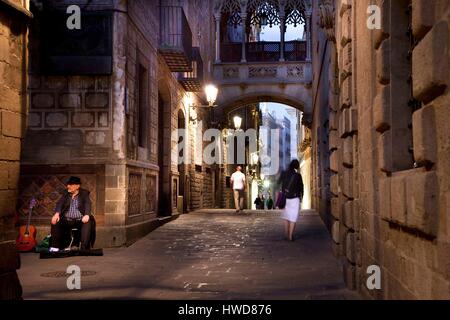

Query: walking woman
279 160 304 241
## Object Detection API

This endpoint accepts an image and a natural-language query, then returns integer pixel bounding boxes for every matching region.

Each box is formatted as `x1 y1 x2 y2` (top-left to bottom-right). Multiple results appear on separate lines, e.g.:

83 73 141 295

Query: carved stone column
306 12 312 61
240 13 247 62
214 13 222 63
279 10 286 61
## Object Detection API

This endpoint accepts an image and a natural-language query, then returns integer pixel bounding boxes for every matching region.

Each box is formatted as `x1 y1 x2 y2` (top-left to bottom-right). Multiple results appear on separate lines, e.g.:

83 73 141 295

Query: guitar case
40 248 103 259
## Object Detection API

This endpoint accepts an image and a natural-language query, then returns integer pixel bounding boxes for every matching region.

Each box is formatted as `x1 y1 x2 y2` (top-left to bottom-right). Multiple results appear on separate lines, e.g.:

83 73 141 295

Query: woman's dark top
279 169 304 199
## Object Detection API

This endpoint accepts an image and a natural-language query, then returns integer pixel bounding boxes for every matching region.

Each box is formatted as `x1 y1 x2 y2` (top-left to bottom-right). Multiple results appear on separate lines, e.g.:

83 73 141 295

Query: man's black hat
66 176 81 185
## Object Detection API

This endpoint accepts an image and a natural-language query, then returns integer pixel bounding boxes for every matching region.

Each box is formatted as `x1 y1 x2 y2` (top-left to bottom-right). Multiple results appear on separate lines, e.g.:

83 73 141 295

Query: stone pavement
18 210 361 300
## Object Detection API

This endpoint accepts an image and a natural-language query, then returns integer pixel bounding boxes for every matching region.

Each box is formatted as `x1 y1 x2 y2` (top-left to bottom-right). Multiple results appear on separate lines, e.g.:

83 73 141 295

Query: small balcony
220 40 307 63
158 6 193 72
178 47 203 92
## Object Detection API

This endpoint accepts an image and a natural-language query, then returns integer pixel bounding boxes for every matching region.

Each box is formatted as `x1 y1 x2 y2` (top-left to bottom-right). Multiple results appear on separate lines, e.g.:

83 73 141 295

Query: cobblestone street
18 210 360 300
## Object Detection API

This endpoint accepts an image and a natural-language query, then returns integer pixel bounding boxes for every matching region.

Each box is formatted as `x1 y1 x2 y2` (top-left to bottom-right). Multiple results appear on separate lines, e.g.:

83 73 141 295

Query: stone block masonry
311 0 450 299
16 0 217 250
0 1 31 299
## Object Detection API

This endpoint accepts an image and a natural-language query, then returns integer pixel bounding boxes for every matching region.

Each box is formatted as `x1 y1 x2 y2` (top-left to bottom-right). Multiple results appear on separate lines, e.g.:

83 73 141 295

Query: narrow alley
1 0 450 301
19 210 359 300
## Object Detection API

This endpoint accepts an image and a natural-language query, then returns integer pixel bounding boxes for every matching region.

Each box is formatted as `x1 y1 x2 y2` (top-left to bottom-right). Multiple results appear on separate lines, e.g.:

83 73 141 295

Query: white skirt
281 198 300 223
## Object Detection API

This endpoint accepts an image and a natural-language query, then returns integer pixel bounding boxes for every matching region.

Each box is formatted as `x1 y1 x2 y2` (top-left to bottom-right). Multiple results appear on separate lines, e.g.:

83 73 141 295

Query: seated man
49 176 95 252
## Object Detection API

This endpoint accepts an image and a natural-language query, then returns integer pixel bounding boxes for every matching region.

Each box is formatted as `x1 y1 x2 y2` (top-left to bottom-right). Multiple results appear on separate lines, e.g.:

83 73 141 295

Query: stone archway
218 92 309 116
215 92 312 210
215 90 312 124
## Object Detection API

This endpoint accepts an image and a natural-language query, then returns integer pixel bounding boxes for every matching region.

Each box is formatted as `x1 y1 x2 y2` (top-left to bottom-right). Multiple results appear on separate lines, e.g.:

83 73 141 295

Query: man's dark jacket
55 188 91 218
54 188 96 247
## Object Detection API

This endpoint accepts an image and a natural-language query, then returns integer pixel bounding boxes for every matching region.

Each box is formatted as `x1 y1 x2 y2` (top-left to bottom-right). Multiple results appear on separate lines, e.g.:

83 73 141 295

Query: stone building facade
0 0 31 300
2 0 449 301
311 0 450 299
19 0 216 247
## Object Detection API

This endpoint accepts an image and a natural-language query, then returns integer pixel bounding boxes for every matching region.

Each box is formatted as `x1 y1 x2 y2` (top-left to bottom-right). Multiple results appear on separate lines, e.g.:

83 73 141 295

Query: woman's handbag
276 173 296 209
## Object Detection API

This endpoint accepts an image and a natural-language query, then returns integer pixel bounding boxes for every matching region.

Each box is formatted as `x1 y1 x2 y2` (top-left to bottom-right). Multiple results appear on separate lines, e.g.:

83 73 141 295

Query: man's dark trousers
51 216 95 250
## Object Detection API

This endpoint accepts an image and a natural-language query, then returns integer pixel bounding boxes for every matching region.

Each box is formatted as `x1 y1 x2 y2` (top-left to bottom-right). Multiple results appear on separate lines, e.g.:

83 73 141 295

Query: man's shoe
49 247 60 253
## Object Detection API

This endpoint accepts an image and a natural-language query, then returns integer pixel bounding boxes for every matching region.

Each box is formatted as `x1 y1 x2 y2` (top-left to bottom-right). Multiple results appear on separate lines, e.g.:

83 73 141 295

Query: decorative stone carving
221 0 242 26
318 0 335 42
223 67 239 79
45 112 68 127
218 0 311 27
98 112 109 127
249 66 277 78
286 0 308 26
28 113 42 128
248 0 281 27
85 131 107 145
32 93 55 109
59 93 81 109
287 65 304 78
71 112 95 128
86 92 109 109
128 173 142 216
145 175 156 213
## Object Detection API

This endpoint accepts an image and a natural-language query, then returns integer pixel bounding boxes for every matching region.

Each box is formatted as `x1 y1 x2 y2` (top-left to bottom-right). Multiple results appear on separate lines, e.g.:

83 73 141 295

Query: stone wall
311 1 333 230
20 0 216 247
22 1 118 235
0 0 31 300
332 0 361 293
312 0 450 299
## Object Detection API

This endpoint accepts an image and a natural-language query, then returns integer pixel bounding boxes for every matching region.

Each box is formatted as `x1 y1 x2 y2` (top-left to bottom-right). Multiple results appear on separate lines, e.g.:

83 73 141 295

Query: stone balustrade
213 61 312 86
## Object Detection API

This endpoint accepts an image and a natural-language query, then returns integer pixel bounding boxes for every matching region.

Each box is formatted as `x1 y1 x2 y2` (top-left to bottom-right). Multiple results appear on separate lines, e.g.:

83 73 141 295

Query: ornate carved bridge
212 0 313 115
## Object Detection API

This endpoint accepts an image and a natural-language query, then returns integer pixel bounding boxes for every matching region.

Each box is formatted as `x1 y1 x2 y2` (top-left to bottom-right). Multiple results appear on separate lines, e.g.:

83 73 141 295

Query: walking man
231 166 246 213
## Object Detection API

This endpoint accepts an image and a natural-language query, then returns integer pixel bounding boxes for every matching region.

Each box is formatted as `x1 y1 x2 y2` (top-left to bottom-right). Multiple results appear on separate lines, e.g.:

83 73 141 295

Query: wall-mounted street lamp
233 115 242 130
187 84 219 125
188 84 219 109
204 84 218 107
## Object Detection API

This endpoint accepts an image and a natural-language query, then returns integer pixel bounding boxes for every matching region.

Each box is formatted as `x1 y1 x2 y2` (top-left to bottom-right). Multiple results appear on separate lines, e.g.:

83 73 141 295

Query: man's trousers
50 216 94 250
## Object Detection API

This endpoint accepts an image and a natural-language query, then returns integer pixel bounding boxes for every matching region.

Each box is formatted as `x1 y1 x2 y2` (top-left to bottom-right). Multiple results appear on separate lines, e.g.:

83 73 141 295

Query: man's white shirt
231 171 246 190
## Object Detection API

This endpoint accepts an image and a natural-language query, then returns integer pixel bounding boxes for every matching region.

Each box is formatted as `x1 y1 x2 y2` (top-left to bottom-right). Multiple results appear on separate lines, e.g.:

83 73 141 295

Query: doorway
178 109 187 213
158 92 171 216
